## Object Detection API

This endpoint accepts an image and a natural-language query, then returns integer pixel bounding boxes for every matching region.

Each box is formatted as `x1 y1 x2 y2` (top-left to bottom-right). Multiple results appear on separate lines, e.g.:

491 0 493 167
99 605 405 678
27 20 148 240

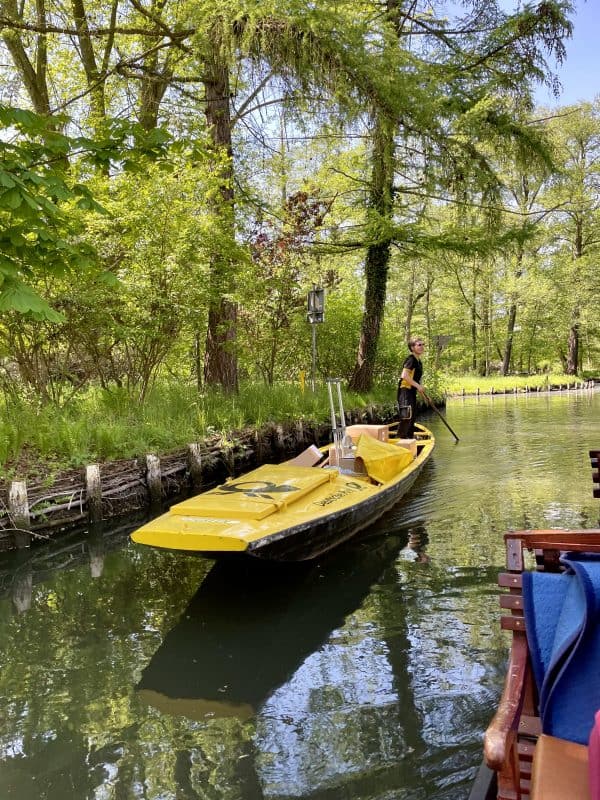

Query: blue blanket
522 553 600 745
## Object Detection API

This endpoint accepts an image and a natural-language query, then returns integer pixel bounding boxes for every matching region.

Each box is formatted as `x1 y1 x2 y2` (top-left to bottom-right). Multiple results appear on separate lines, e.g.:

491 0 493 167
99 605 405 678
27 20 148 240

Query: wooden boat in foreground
477 528 600 800
130 411 435 562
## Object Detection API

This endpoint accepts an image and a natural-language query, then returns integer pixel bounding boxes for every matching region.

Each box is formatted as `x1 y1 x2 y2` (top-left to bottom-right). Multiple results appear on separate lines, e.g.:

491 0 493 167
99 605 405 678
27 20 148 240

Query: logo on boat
313 481 367 507
215 480 300 500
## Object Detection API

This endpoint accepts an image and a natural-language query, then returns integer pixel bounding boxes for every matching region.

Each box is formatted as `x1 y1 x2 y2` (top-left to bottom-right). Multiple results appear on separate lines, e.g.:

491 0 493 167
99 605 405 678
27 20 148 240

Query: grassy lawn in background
443 373 583 396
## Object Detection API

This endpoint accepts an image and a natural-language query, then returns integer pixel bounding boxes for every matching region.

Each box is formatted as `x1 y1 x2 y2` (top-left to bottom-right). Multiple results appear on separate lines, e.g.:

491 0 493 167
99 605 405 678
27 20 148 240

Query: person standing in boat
397 336 426 439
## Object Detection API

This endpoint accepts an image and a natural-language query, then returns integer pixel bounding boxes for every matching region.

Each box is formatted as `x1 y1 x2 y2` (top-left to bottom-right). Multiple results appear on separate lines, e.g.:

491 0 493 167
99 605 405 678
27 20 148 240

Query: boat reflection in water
137 528 423 722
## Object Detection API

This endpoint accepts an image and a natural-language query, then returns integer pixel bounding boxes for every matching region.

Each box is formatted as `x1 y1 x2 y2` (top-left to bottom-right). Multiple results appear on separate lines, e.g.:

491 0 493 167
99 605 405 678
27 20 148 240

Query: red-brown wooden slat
519 715 542 736
499 572 523 589
501 616 526 631
505 530 600 552
517 740 536 758
506 536 524 571
500 595 523 610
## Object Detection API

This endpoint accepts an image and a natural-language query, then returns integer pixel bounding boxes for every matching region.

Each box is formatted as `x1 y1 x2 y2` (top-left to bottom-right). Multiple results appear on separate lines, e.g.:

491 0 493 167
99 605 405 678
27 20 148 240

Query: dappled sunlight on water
0 390 597 799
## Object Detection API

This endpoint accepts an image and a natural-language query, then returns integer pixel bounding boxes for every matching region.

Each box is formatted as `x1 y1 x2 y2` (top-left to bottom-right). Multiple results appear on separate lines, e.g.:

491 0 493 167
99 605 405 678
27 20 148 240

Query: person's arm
400 366 425 394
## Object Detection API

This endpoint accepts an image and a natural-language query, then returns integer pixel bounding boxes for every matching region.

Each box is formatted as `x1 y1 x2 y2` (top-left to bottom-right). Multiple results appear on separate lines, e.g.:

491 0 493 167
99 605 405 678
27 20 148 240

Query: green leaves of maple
0 106 172 319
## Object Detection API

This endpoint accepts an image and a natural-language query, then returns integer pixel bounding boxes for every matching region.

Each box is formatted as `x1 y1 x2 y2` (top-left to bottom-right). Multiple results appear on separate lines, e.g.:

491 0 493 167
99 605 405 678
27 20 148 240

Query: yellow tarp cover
355 434 414 484
170 464 332 520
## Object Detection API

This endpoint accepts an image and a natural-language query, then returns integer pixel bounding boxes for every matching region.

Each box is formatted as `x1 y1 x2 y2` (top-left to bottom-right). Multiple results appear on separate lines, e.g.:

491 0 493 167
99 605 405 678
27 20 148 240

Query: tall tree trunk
468 268 478 372
349 0 409 392
501 248 523 376
1 0 51 115
348 114 394 392
566 313 580 375
70 0 108 122
481 276 492 377
403 263 417 344
566 218 584 375
202 42 238 392
138 0 171 132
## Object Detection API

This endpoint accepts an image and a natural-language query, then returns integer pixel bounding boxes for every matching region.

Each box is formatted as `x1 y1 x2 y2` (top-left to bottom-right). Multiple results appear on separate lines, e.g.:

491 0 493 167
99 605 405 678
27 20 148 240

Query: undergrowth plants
0 380 396 476
0 374 586 478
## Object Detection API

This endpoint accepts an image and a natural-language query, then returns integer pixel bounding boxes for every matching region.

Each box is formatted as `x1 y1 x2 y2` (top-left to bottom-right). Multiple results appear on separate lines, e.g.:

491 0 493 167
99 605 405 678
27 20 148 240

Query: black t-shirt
399 354 423 391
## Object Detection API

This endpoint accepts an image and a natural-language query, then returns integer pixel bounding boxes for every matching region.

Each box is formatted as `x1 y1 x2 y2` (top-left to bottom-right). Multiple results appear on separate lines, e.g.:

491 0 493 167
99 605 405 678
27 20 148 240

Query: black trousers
397 388 417 438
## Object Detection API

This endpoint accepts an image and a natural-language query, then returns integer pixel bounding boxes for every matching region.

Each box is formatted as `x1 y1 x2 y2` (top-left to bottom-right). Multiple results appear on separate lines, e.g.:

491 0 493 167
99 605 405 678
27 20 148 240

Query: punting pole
422 391 460 442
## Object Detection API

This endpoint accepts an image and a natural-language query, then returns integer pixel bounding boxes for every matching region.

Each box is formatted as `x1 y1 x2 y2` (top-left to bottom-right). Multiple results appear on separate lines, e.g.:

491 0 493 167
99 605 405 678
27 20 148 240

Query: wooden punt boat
130 421 435 562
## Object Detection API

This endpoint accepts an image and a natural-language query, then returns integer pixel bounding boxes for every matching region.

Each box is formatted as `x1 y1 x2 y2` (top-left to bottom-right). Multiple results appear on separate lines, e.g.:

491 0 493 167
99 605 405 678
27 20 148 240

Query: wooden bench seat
529 735 590 800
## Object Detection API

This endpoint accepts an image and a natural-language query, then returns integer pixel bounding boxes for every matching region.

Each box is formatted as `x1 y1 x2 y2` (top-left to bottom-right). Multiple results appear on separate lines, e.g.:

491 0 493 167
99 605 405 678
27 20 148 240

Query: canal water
0 390 598 800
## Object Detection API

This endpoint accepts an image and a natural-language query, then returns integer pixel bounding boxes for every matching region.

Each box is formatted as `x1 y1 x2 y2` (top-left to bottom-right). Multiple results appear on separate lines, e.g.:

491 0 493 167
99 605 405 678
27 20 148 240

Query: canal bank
0 404 398 550
1 383 596 550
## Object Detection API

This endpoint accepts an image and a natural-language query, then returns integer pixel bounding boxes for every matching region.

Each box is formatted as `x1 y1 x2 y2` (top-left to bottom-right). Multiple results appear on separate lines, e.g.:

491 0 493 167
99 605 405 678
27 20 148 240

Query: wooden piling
295 419 305 447
146 454 162 505
8 481 30 548
273 424 285 458
187 443 203 491
85 464 103 523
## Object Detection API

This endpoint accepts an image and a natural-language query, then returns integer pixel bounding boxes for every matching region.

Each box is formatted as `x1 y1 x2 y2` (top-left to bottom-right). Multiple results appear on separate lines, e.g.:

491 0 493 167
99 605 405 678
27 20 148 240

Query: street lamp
307 286 325 391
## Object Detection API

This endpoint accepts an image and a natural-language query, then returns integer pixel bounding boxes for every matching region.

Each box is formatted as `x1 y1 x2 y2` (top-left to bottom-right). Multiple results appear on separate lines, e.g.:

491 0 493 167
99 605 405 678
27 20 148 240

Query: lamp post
307 286 325 391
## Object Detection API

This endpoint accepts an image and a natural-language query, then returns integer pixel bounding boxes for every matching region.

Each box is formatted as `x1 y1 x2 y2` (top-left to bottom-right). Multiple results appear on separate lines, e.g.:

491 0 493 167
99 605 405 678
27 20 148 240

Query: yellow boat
130 421 435 562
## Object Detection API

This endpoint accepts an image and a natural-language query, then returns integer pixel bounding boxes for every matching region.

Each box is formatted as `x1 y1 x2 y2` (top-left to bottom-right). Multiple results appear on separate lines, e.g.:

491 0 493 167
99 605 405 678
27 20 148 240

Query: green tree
0 107 102 320
348 0 573 390
543 101 600 374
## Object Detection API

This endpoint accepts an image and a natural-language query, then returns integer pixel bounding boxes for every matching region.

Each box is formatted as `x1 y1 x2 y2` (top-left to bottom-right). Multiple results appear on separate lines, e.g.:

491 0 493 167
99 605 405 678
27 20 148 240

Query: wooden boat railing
483 529 600 800
591 450 600 499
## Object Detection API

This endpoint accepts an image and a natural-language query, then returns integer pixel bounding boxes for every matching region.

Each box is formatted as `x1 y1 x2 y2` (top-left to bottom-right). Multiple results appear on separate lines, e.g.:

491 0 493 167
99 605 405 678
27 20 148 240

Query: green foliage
0 0 595 440
0 106 172 320
0 378 399 475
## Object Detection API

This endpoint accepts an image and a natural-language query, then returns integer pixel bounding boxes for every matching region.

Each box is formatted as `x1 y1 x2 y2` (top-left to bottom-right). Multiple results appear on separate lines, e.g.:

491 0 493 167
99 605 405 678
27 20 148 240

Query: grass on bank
0 381 398 479
0 373 586 479
444 373 583 395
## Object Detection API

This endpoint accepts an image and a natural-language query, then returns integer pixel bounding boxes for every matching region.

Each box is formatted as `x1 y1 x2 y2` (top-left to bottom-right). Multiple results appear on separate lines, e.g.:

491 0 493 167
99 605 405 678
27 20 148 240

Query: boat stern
130 513 250 553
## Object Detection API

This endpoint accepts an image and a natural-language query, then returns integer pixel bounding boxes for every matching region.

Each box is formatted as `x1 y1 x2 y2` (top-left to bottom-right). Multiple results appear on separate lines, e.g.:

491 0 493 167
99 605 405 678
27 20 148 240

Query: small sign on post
307 286 325 391
434 334 453 371
307 286 325 324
